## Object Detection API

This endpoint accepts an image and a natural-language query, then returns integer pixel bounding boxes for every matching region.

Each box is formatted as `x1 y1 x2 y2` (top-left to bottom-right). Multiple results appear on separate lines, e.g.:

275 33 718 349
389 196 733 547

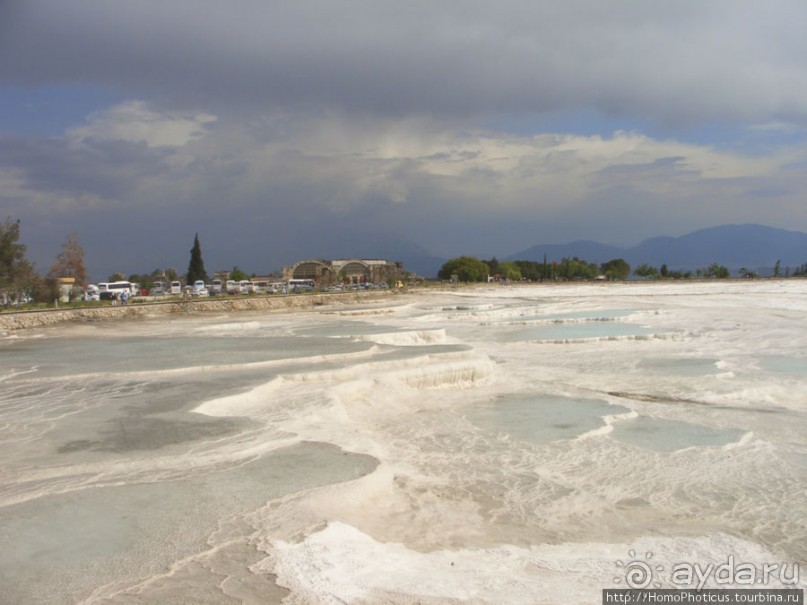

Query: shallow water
467 394 630 444
1 281 805 603
758 355 807 376
638 356 721 376
504 320 653 341
0 443 376 604
610 416 747 452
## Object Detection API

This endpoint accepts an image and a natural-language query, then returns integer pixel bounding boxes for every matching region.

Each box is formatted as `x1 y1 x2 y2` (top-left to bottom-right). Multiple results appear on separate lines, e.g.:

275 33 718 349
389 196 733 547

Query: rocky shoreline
0 290 399 332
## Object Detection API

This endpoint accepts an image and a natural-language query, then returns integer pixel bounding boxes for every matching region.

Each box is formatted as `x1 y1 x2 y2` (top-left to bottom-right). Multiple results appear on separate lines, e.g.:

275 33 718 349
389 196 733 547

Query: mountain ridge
317 224 806 277
505 224 807 274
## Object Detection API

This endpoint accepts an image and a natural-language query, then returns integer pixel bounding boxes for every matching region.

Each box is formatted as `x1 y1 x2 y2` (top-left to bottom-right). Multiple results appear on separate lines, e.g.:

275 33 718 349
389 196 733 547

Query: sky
2 0 807 280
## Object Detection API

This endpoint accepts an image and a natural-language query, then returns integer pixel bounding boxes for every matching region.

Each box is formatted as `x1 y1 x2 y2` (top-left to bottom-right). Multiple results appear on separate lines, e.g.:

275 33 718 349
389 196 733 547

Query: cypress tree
186 233 208 284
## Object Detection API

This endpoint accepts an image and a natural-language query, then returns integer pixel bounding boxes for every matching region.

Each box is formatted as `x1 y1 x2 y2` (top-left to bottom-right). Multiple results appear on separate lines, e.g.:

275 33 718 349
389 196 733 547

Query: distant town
81 257 406 304
2 220 806 309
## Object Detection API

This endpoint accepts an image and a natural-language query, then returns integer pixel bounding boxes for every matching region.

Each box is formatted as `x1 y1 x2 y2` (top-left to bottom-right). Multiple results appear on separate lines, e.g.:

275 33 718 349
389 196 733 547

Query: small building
55 277 76 303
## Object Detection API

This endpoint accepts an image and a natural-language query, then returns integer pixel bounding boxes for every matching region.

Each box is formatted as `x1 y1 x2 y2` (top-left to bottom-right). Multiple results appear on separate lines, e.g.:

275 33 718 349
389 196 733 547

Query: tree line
438 255 632 282
438 255 803 283
0 218 90 305
0 218 219 306
633 262 731 279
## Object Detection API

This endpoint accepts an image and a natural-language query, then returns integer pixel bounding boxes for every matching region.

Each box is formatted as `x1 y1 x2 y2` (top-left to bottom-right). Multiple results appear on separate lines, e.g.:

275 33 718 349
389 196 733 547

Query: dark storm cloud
0 134 172 201
3 1 807 126
2 1 807 280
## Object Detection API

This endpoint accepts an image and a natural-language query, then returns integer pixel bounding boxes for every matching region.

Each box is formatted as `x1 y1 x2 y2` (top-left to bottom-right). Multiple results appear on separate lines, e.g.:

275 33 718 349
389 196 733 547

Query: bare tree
49 231 88 287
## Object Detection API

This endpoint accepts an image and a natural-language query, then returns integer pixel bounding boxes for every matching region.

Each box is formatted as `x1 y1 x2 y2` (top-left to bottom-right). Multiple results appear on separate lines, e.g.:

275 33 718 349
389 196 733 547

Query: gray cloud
2 1 807 280
3 107 807 279
0 135 172 202
3 1 807 126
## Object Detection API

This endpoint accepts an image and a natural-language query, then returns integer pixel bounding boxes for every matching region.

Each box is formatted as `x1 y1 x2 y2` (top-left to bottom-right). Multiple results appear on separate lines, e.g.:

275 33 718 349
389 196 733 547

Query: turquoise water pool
758 356 807 376
468 394 629 444
507 321 653 341
610 417 746 452
638 357 721 376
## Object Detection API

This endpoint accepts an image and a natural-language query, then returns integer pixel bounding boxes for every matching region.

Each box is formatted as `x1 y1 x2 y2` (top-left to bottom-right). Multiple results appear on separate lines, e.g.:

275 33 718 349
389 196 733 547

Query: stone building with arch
285 259 404 286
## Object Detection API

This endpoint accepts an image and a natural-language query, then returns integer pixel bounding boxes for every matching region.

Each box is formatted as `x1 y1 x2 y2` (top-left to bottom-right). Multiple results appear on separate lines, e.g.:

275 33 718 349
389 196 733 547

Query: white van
170 281 182 295
192 280 208 296
84 284 100 301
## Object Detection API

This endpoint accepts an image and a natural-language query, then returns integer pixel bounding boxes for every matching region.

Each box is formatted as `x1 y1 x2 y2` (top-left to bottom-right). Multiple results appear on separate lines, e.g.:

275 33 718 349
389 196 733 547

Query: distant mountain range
506 224 807 275
326 224 806 277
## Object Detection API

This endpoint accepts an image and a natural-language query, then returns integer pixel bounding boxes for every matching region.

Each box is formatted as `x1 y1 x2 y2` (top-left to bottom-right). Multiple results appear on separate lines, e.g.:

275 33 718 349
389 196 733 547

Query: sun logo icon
614 550 664 588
